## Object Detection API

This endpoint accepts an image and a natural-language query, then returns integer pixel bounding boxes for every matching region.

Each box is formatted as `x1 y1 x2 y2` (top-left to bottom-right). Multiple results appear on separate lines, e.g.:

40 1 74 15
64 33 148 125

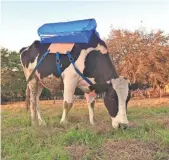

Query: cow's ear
129 83 136 91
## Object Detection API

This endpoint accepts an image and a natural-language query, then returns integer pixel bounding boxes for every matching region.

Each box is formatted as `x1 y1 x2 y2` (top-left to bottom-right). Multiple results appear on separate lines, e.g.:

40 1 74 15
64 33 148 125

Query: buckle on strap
55 52 62 76
66 51 74 62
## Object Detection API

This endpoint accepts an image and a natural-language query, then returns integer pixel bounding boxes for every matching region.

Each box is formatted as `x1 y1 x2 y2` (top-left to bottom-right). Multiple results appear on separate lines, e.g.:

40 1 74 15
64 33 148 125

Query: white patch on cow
20 51 25 68
25 54 39 80
88 105 95 125
106 80 111 84
111 77 129 128
61 46 100 103
27 54 39 70
20 51 39 81
20 46 30 71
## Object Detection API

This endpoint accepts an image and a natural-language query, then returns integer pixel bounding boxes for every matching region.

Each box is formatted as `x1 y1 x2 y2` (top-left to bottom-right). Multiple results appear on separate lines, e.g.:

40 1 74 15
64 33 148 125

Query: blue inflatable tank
37 18 98 43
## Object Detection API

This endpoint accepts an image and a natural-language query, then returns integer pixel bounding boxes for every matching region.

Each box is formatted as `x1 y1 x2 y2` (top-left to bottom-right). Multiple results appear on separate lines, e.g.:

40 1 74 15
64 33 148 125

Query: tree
1 48 26 100
106 28 169 88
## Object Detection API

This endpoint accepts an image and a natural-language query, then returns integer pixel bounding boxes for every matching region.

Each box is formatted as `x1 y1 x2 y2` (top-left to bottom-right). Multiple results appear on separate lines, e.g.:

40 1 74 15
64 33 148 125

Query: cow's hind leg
85 93 95 125
36 85 46 126
25 85 30 111
60 77 78 124
28 78 38 125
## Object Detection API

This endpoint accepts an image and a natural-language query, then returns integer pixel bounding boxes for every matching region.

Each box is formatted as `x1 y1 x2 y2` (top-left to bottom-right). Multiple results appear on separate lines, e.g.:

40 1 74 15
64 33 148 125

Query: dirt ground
3 97 169 109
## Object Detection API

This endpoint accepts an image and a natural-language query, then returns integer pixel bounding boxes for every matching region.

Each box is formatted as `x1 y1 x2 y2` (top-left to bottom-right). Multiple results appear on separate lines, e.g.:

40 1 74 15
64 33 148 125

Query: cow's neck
83 51 119 84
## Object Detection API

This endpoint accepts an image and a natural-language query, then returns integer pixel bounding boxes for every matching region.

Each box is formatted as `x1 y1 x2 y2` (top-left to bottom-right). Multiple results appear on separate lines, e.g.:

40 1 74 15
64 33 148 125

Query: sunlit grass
2 102 169 160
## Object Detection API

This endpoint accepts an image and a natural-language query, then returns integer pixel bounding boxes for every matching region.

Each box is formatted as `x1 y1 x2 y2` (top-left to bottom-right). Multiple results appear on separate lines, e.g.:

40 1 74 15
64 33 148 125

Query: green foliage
40 88 51 98
1 48 26 100
61 129 104 146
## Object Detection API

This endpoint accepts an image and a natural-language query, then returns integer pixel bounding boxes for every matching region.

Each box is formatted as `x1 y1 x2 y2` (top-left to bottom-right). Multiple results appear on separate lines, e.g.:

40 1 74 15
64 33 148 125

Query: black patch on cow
83 51 118 84
104 87 118 117
89 83 111 94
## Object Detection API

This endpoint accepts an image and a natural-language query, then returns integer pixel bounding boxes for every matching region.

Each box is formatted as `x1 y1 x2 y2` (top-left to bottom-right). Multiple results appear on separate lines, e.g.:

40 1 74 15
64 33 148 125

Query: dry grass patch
128 97 169 108
101 139 169 160
66 144 88 160
156 116 169 130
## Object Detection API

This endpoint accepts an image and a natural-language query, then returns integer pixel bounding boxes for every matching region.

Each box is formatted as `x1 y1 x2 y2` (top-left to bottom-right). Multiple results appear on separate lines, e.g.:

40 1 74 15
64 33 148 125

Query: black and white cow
20 32 131 129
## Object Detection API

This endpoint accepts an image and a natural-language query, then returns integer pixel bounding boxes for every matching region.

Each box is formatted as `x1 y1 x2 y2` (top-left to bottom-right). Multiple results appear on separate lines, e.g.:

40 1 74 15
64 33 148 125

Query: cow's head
104 77 131 129
89 76 131 129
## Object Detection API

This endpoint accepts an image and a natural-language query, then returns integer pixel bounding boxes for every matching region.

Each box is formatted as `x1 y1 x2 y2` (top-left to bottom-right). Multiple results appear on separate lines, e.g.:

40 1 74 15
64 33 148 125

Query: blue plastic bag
38 18 97 43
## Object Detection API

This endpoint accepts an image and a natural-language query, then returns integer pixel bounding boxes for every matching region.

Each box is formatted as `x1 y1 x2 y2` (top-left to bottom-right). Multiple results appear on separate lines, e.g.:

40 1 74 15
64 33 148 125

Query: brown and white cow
20 32 131 129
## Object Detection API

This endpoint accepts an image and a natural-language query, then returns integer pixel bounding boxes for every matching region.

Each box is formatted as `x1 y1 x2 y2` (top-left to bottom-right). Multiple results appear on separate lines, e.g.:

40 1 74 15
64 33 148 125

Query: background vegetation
1 28 169 102
107 28 169 87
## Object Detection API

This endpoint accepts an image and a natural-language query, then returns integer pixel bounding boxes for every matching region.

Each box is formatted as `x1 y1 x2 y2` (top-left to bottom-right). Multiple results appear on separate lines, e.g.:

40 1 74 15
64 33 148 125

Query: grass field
2 98 169 160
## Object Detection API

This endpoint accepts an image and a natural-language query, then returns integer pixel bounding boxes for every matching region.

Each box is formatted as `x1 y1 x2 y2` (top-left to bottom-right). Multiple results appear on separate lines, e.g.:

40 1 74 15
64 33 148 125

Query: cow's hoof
31 120 37 127
90 121 95 126
60 120 68 125
39 119 46 126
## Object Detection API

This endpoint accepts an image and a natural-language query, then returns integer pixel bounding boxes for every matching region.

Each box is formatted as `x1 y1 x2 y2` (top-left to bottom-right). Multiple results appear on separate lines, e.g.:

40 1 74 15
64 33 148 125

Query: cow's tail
25 85 30 111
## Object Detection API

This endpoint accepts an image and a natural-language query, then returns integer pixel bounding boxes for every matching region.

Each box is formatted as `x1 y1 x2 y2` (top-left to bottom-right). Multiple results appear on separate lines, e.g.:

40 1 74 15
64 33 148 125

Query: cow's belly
36 72 63 95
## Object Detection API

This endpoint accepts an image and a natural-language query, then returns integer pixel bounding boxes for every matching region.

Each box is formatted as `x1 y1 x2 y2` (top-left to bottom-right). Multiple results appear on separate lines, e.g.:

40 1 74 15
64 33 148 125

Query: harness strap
27 50 93 86
55 52 62 77
26 50 50 83
66 51 93 86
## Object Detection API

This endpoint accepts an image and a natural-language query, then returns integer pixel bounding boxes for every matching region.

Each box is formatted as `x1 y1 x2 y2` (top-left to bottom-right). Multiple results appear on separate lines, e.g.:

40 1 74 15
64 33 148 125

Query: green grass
2 103 169 160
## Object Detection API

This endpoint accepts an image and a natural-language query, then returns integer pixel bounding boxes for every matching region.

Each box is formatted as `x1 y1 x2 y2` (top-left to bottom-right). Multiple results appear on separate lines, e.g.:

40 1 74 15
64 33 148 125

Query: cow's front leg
60 101 73 124
60 76 78 124
85 93 96 125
